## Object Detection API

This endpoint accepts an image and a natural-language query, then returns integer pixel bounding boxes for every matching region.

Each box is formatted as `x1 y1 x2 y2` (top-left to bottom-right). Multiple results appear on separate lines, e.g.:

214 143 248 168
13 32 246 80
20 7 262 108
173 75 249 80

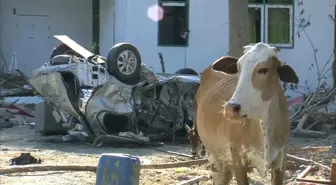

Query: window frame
157 0 190 47
248 4 265 45
265 4 293 47
248 1 294 48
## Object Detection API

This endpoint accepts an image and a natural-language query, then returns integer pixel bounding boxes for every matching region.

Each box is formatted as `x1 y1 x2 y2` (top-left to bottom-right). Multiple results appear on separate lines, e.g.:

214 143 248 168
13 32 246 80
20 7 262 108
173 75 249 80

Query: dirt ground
0 124 335 185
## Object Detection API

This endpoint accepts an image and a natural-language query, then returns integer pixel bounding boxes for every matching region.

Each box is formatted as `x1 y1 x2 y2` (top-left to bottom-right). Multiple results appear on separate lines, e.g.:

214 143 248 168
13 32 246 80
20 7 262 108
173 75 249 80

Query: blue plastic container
95 153 141 185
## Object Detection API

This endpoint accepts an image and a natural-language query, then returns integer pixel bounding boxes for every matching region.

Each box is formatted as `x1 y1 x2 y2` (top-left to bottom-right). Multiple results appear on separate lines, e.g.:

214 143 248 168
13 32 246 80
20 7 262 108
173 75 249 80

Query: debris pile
0 117 14 130
289 87 336 137
0 71 34 97
10 153 42 166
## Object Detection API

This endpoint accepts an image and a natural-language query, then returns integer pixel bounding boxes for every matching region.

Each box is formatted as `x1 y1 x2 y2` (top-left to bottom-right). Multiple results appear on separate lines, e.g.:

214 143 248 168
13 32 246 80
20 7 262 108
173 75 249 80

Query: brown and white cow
195 42 298 185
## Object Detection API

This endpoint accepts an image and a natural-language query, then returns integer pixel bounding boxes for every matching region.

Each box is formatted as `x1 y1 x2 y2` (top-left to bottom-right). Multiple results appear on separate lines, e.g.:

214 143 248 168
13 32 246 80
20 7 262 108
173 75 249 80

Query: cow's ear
278 64 299 84
212 56 238 74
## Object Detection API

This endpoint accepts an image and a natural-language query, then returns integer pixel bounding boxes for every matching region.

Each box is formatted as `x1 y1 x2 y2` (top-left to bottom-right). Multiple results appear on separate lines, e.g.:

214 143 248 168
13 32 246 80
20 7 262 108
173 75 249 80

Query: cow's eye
258 68 268 74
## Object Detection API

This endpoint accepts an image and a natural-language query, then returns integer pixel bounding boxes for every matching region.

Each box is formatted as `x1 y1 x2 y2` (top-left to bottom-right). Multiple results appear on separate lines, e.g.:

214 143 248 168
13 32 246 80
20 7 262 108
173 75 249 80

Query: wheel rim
117 50 137 75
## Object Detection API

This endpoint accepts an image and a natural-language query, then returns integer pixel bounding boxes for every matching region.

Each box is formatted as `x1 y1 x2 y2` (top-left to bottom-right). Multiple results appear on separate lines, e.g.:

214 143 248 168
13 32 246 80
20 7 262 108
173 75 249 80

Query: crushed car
26 35 200 145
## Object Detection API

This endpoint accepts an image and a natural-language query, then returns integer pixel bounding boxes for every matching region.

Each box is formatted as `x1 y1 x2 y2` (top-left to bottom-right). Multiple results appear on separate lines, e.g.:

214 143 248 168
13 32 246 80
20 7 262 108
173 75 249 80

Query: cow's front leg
233 166 249 185
211 163 232 185
271 152 286 185
208 154 232 185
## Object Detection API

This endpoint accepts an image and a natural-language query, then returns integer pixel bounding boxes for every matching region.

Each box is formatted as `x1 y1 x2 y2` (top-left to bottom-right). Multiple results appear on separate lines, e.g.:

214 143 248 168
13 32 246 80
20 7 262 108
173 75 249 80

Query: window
248 0 293 47
158 0 189 47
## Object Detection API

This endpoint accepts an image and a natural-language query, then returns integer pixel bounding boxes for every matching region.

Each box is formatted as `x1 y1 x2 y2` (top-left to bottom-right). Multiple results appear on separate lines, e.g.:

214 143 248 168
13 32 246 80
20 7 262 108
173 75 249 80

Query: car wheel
175 68 199 75
106 43 142 85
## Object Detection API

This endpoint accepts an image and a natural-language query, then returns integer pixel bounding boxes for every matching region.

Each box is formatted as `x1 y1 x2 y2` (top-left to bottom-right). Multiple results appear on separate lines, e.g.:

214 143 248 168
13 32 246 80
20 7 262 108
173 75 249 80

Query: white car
33 35 143 89
28 35 200 144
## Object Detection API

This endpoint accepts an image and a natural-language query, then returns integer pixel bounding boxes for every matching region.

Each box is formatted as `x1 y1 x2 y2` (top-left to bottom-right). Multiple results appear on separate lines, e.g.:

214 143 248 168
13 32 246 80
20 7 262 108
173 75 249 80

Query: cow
185 111 206 158
195 42 298 185
185 97 206 158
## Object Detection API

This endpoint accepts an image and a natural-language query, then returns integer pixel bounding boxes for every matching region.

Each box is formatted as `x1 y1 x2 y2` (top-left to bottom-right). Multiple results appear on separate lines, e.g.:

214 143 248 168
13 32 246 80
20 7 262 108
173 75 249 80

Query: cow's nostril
232 104 241 113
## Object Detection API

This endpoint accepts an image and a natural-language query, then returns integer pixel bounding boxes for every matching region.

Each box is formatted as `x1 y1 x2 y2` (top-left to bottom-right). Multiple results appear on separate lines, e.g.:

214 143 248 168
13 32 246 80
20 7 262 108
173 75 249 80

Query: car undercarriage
27 35 200 146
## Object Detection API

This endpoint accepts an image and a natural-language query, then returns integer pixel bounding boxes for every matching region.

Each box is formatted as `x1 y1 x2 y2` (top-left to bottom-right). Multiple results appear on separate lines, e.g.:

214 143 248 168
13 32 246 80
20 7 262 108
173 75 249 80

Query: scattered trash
10 153 42 165
118 131 149 142
62 134 73 142
176 175 207 185
294 159 336 184
0 117 14 129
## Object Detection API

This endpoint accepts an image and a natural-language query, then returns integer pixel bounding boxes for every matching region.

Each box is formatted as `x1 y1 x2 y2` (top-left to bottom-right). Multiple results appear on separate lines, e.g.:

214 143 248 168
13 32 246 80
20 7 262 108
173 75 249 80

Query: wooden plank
296 178 330 185
297 166 313 179
330 159 336 184
175 176 206 185
297 183 327 185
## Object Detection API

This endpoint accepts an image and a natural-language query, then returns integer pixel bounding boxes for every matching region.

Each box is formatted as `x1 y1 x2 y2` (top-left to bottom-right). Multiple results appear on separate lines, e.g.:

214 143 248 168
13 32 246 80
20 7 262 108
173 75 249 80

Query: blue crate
96 153 141 185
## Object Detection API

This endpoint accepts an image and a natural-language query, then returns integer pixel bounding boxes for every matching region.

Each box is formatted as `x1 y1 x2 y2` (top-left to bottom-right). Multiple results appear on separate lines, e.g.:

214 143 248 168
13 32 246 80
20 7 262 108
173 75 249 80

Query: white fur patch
226 42 278 119
243 45 253 53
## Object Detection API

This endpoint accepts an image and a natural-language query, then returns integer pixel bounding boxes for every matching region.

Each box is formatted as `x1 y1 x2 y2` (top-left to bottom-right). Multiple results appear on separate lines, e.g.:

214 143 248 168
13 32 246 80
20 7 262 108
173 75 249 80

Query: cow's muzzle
223 102 241 118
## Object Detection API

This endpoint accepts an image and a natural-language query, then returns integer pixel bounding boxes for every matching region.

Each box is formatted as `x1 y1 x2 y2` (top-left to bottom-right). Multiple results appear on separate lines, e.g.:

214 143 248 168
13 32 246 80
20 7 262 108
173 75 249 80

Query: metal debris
10 153 42 166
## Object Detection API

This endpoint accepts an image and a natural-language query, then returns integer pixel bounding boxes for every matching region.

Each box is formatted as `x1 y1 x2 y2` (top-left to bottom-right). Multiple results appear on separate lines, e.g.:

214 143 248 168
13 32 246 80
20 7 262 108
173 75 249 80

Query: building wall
99 0 229 74
0 0 92 76
99 0 335 97
100 0 114 57
277 0 335 97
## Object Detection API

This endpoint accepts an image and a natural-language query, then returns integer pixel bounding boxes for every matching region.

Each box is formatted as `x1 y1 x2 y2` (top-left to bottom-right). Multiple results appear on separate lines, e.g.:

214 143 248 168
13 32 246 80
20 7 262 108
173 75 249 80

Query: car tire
106 43 142 85
175 68 199 75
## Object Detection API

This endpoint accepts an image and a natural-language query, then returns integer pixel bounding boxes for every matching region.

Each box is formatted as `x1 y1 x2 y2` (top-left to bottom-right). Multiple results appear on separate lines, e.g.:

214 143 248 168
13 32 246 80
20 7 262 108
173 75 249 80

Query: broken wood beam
158 52 165 73
176 176 207 185
331 159 336 184
295 166 330 184
0 151 333 175
0 159 210 175
296 158 336 185
288 146 332 154
297 166 313 179
296 178 330 184
0 165 97 175
292 129 327 138
286 154 331 171
141 158 208 169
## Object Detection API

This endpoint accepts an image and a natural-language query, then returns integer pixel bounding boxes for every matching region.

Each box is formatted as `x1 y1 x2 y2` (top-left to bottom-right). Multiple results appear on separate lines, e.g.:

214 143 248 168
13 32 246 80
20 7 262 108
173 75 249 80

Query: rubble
0 72 35 97
289 87 336 138
0 118 14 129
294 159 336 184
10 153 42 166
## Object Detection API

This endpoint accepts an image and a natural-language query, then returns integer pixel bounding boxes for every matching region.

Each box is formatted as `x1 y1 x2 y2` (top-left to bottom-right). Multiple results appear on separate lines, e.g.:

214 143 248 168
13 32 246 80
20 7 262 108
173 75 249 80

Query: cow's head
185 124 203 158
221 42 298 120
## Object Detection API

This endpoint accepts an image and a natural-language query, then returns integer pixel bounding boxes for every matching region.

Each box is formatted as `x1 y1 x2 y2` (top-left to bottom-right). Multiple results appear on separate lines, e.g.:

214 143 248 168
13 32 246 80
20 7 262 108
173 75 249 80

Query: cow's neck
260 85 290 163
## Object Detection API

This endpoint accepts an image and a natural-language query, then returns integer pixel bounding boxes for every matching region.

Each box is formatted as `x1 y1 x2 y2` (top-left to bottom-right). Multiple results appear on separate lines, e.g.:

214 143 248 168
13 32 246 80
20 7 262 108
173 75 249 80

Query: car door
28 72 80 117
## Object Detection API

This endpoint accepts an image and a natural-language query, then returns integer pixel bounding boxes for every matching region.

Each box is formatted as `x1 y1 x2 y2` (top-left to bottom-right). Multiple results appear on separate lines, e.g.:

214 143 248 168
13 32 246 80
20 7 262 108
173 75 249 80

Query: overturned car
28 35 200 145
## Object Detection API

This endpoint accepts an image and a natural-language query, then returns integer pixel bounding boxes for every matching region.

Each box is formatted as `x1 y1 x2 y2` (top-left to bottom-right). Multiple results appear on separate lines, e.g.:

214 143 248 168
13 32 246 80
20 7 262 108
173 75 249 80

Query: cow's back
196 66 264 166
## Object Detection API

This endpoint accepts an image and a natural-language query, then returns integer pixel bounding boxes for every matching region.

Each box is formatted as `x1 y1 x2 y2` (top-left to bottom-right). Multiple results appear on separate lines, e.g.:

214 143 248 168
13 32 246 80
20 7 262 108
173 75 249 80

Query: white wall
100 0 334 97
0 0 92 76
100 0 115 57
278 0 335 97
99 0 229 73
